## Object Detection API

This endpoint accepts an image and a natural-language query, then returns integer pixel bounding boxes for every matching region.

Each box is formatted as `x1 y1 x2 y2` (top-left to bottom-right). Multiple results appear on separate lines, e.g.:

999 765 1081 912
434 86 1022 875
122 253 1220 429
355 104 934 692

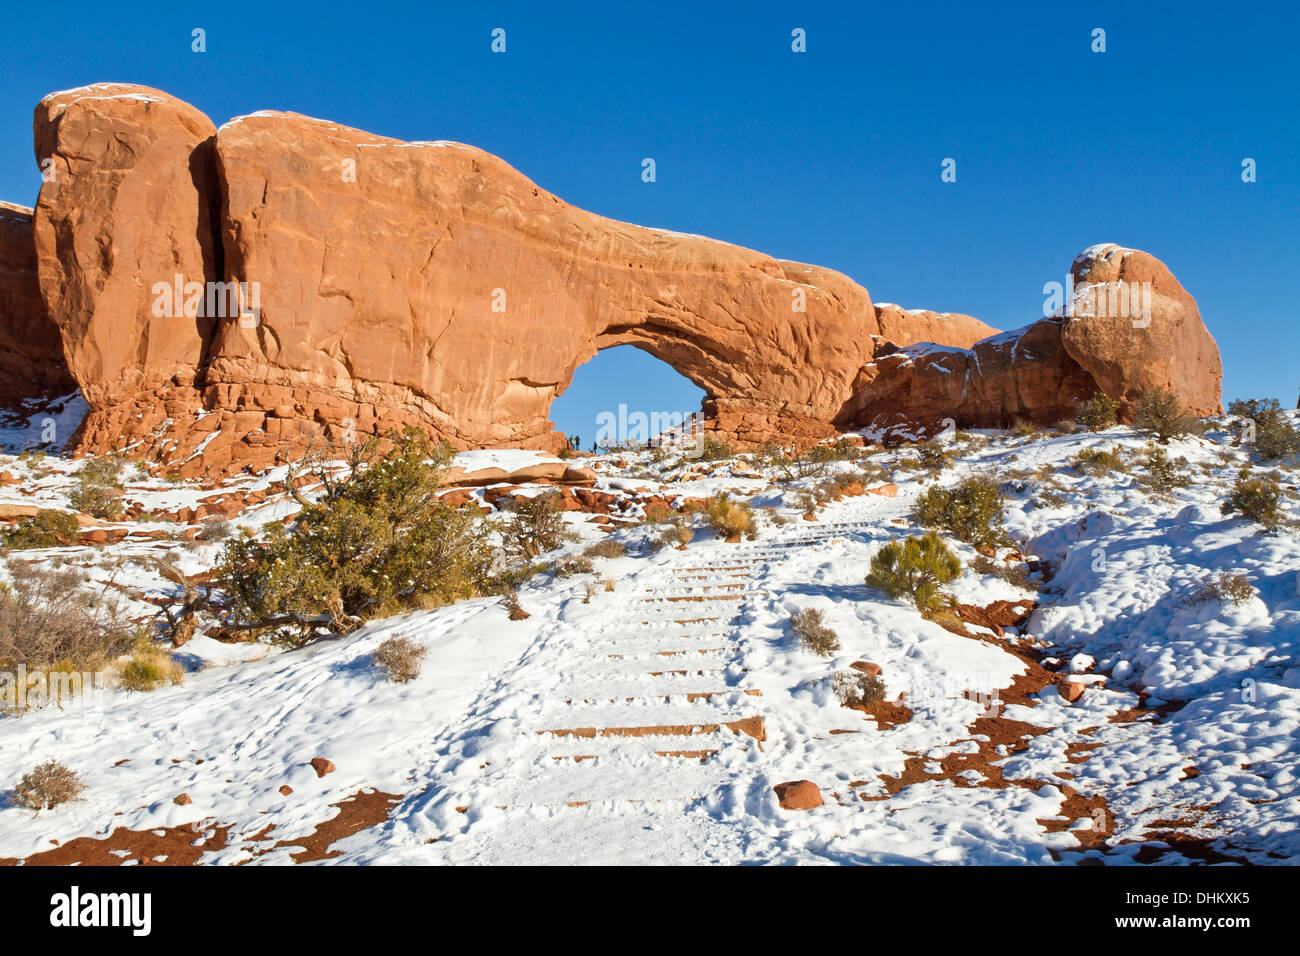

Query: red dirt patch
0 822 231 867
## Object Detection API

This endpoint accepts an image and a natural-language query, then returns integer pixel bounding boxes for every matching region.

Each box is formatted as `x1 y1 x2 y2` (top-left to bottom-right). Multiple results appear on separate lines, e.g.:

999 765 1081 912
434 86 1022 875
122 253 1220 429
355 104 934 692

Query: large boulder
845 247 1222 438
0 201 74 404
1061 244 1222 416
31 83 219 444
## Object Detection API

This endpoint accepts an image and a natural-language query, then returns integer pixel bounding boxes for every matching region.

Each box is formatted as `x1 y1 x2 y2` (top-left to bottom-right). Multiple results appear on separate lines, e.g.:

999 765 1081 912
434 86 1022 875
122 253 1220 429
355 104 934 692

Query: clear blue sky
1 1 1294 441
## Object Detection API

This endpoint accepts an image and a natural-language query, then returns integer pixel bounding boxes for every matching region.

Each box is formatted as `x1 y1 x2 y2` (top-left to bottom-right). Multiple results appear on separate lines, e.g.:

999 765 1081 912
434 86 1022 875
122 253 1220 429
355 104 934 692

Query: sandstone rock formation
32 83 219 453
873 303 997 351
1060 244 1222 414
0 201 73 404
844 246 1222 439
207 111 879 457
14 84 1223 474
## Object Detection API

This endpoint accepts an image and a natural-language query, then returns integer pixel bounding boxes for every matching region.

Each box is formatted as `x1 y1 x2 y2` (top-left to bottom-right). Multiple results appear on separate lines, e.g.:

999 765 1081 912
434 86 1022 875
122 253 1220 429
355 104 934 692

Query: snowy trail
365 517 887 863
3 422 1297 865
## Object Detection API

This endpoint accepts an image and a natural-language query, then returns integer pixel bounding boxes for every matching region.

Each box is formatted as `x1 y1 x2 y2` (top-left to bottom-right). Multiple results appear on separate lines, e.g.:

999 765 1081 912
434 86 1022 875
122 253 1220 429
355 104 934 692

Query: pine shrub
1135 388 1192 443
1139 444 1190 494
1229 398 1300 462
1072 446 1127 478
2 510 81 549
1221 469 1285 530
219 428 495 638
1079 391 1118 432
866 532 962 612
502 490 574 560
913 475 1007 549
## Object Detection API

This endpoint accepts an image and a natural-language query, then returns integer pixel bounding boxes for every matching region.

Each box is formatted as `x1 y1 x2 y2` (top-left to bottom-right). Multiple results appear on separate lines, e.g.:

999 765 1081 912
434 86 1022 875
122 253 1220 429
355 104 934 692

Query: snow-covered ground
0 418 1296 865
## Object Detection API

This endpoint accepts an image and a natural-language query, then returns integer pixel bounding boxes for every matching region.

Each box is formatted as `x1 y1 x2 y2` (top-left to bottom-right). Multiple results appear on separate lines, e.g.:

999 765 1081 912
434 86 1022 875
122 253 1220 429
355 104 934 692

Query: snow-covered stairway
404 517 885 862
477 546 773 811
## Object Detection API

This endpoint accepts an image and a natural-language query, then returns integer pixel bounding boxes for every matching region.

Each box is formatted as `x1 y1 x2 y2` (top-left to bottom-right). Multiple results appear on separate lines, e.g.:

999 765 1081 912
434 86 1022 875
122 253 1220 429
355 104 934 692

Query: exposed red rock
0 201 73 404
846 317 1099 438
845 246 1221 438
32 85 219 419
1059 681 1087 704
773 779 823 810
873 303 998 350
309 757 335 777
14 85 1223 472
1061 244 1222 416
204 110 878 459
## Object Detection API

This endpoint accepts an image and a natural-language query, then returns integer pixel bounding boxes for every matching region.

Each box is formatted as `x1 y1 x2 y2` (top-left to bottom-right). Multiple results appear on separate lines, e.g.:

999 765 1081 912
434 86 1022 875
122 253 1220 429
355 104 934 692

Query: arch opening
549 344 707 453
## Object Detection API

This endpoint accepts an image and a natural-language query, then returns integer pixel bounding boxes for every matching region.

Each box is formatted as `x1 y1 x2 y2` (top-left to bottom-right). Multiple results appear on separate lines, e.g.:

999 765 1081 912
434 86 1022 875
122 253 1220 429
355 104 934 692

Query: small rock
1059 681 1086 703
279 785 293 796
773 780 823 810
850 661 882 677
310 757 335 777
173 793 191 806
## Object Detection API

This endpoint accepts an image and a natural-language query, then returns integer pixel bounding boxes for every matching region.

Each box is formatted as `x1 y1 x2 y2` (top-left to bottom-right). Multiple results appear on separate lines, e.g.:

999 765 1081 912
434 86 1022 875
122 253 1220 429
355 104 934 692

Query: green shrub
12 760 85 811
68 455 125 520
704 493 753 540
372 635 427 683
808 437 861 464
913 441 953 471
1139 444 1190 494
866 532 962 612
790 607 839 657
1079 392 1119 432
698 435 735 461
3 509 81 549
219 428 495 641
1229 398 1300 462
913 475 1007 549
1135 388 1192 443
1221 469 1285 530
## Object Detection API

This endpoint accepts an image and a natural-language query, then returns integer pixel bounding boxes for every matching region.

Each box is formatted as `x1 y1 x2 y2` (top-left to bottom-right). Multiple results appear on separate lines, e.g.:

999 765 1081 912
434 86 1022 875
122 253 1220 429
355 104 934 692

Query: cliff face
15 83 1222 475
0 201 74 405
